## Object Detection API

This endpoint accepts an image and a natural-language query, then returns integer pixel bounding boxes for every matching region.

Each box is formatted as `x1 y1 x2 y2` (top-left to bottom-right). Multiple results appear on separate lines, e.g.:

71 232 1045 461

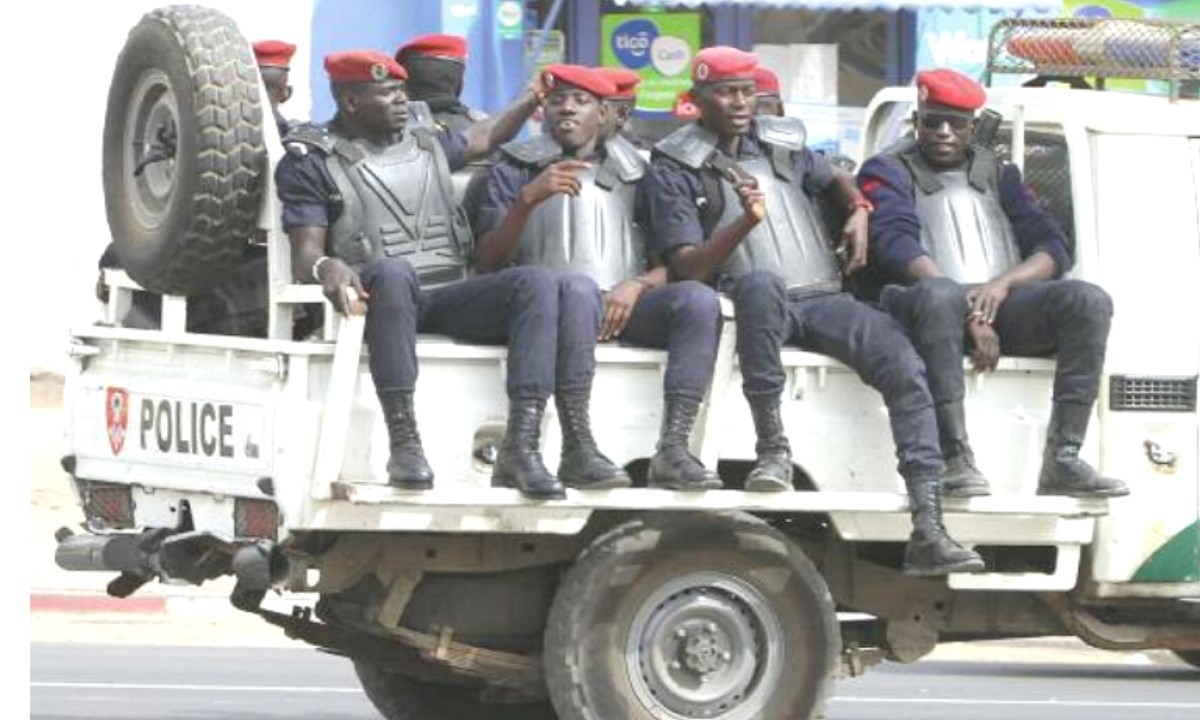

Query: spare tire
103 4 266 295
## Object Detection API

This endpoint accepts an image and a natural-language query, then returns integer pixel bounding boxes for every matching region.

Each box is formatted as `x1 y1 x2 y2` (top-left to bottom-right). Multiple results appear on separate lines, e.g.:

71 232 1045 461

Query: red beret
253 40 296 69
692 46 757 84
595 67 641 100
395 33 468 62
916 68 986 112
541 64 618 100
753 66 781 96
324 50 408 83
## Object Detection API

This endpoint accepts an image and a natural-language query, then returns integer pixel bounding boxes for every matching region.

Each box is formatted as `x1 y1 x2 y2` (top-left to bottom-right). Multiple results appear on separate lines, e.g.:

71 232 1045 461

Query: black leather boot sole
492 472 568 500
561 473 633 491
902 554 986 577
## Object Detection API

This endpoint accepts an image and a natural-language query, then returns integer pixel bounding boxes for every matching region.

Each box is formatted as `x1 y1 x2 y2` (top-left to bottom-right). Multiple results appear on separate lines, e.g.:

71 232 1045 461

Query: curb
30 592 167 614
30 589 317 616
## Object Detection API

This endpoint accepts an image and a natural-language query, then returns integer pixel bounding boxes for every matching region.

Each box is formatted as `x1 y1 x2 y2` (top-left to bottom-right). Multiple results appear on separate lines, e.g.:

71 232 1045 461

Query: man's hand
966 279 1011 325
520 159 590 207
837 208 869 275
735 178 766 223
527 72 550 105
317 257 369 316
95 271 110 303
967 318 1000 372
600 279 648 341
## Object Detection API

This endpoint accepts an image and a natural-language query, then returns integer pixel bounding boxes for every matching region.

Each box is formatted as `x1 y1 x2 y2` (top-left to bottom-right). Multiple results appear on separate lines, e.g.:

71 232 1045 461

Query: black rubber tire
1174 650 1200 670
544 512 840 720
353 661 556 720
103 4 265 295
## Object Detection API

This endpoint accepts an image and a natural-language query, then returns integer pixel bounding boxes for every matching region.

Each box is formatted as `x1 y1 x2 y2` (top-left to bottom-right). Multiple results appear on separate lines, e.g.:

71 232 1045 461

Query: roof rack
984 18 1200 100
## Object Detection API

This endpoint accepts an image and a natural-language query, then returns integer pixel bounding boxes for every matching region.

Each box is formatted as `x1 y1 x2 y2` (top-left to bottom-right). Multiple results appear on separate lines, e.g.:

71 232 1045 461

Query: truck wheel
544 512 840 720
353 661 555 720
103 5 265 295
1174 650 1200 670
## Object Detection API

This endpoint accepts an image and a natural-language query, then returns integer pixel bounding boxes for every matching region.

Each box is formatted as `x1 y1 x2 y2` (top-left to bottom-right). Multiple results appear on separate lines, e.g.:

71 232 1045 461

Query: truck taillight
235 498 279 540
77 481 135 529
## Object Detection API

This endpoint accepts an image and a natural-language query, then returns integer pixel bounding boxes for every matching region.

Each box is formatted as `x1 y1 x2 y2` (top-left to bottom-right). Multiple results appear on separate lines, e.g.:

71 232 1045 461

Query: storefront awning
613 0 1063 11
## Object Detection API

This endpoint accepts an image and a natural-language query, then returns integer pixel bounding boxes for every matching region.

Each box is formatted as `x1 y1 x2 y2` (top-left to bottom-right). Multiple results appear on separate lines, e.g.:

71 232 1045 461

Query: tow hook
1144 439 1177 469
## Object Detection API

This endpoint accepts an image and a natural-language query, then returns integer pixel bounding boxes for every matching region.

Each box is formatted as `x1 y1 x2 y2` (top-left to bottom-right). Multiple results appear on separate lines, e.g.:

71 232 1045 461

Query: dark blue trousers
880 277 1113 407
618 280 722 402
359 259 601 400
730 270 942 481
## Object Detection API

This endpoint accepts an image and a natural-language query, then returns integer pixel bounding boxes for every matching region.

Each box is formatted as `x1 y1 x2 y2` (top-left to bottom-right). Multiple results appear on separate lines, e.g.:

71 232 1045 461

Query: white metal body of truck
56 10 1198 720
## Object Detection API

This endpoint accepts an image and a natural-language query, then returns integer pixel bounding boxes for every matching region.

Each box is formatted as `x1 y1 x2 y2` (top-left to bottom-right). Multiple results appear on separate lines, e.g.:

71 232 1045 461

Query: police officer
276 50 623 500
595 66 649 149
394 34 487 134
639 47 983 576
252 39 297 137
857 68 1128 500
475 64 722 491
752 66 785 118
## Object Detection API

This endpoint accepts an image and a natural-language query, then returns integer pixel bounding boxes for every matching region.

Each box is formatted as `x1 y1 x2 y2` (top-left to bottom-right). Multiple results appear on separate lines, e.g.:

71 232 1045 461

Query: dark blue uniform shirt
473 154 549 238
856 152 1072 299
637 131 835 265
274 127 467 231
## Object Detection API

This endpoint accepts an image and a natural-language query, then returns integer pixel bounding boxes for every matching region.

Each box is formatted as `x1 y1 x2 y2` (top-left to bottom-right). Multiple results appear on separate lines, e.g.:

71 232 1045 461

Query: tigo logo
611 18 658 70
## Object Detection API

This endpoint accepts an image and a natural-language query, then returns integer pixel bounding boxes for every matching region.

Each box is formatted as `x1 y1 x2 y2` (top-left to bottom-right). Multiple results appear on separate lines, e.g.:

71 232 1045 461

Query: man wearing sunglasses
640 48 984 577
856 68 1128 500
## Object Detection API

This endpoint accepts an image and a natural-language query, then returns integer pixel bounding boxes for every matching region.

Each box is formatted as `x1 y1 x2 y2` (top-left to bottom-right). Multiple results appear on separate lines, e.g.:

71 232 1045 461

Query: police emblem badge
106 387 129 455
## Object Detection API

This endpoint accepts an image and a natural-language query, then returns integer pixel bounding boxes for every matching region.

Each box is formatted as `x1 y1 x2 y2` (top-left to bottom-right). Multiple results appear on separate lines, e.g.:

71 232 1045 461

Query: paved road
31 643 1199 720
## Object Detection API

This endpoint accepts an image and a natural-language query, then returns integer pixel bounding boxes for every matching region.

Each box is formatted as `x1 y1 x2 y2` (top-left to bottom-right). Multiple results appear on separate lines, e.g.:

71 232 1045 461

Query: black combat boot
744 397 792 492
648 396 723 491
935 401 991 497
555 391 631 490
377 390 434 490
493 397 567 500
1037 402 1129 497
903 477 986 576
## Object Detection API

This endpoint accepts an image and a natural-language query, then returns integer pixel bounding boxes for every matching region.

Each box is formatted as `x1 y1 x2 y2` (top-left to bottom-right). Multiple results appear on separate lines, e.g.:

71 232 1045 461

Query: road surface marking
834 697 1200 709
32 682 360 693
32 682 1200 710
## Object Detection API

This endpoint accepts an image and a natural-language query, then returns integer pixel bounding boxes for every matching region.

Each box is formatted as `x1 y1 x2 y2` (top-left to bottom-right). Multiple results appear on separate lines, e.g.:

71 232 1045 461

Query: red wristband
848 198 875 214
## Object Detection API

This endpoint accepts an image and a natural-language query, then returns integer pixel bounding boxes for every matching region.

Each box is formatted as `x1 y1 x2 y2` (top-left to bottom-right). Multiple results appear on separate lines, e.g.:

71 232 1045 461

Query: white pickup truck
57 9 1198 720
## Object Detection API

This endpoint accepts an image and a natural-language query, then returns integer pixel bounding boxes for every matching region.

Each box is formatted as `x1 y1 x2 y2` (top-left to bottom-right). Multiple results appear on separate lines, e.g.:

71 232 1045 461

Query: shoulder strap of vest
282 122 337 157
967 146 1002 194
499 134 563 168
753 115 807 151
895 143 943 195
754 118 806 182
602 133 648 184
653 122 718 170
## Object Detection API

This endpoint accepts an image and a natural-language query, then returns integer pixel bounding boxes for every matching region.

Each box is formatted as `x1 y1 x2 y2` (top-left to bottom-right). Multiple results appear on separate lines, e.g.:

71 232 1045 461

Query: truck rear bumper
54 526 286 594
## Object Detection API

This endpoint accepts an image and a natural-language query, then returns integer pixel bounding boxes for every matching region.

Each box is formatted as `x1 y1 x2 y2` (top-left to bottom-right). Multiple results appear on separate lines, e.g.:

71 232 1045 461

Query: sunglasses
919 113 973 131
